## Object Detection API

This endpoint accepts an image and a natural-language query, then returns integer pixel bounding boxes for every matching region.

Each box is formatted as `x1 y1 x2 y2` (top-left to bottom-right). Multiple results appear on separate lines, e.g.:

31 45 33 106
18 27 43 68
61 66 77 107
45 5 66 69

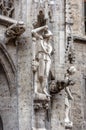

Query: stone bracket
5 22 25 39
34 93 50 110
0 15 19 26
0 15 25 40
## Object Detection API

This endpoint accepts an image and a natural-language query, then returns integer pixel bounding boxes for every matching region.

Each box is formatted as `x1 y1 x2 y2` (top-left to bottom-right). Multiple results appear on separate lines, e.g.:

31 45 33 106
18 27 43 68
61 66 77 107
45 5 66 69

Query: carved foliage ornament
0 0 14 17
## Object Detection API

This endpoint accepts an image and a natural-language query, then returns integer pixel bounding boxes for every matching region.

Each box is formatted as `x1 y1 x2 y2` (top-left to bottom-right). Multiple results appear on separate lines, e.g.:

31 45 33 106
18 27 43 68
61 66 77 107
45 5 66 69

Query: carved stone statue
64 66 76 128
5 22 25 39
32 25 53 97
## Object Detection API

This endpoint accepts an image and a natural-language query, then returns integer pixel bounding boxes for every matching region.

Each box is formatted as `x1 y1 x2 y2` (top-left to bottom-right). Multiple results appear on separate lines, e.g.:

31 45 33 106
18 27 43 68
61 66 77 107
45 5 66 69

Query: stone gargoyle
5 21 25 39
49 66 76 94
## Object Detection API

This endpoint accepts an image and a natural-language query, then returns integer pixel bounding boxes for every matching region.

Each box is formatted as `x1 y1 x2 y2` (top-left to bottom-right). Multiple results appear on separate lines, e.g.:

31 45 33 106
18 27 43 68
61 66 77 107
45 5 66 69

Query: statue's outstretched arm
31 25 48 38
32 25 48 34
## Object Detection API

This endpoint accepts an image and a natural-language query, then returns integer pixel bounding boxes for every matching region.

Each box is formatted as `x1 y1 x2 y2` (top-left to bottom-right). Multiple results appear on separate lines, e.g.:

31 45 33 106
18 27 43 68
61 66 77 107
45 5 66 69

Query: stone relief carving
5 22 25 40
65 0 75 66
32 25 53 98
0 0 14 17
34 101 49 110
33 1 55 25
65 38 76 64
49 66 76 94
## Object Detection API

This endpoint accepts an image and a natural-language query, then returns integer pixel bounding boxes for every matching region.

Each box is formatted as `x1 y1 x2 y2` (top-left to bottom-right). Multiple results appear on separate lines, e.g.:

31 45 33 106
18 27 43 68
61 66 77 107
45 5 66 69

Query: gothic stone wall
71 0 84 35
0 24 18 130
17 0 65 130
71 40 86 130
0 0 86 130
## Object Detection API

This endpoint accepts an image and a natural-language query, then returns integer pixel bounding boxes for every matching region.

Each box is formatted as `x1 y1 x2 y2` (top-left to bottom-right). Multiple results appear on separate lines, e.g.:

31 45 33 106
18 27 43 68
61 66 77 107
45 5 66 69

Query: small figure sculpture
32 25 53 97
64 65 76 128
49 66 76 94
5 22 25 39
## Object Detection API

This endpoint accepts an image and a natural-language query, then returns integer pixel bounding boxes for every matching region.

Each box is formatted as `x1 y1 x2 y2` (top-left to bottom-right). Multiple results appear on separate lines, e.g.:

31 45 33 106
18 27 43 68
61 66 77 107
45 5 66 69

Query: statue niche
5 22 25 40
33 10 46 28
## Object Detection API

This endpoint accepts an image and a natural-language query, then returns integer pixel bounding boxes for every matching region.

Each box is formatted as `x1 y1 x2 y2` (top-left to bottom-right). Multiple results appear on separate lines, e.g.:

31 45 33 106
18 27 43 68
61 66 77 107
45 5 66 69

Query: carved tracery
0 0 14 17
0 43 16 96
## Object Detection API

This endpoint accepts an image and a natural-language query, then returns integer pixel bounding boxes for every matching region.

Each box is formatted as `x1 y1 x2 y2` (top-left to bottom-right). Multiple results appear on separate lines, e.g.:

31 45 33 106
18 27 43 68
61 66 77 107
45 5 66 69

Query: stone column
50 1 65 130
17 0 33 130
51 91 65 130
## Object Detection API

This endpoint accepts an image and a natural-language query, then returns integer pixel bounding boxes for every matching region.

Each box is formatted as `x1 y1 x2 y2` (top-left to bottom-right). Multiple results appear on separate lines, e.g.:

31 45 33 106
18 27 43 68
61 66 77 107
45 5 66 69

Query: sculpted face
43 29 53 39
50 81 56 91
68 66 76 75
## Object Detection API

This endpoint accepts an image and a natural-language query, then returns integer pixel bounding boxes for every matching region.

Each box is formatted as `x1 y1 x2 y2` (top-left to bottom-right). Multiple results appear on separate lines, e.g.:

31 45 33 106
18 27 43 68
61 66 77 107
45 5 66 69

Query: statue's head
43 29 53 40
67 66 76 75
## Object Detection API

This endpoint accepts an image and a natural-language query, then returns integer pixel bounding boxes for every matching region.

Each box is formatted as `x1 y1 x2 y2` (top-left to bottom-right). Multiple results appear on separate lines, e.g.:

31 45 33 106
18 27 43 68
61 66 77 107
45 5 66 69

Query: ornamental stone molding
0 43 16 96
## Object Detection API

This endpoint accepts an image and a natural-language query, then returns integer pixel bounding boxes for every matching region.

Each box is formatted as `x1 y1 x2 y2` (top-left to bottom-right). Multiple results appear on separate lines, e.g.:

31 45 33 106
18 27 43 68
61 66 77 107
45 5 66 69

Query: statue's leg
38 58 45 82
38 58 46 94
45 59 51 77
34 72 40 94
65 98 70 123
65 105 70 122
34 72 38 94
43 59 51 97
65 100 73 128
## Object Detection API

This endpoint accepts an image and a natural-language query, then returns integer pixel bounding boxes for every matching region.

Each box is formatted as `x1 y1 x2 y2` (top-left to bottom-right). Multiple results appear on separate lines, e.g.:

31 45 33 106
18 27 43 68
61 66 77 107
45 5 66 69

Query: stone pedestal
32 94 50 130
65 121 73 129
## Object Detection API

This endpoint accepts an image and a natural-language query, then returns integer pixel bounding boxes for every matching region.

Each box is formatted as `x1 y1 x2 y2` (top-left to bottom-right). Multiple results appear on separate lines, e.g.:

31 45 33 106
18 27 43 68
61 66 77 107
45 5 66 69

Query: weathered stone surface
0 0 86 130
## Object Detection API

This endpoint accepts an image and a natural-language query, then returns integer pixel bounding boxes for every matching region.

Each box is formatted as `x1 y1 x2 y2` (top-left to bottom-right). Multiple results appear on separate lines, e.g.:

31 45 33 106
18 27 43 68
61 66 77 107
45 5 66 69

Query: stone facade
0 0 86 130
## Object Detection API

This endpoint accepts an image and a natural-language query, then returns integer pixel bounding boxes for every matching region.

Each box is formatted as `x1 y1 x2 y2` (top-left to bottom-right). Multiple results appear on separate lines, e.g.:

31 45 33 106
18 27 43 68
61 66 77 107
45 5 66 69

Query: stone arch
0 43 16 96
